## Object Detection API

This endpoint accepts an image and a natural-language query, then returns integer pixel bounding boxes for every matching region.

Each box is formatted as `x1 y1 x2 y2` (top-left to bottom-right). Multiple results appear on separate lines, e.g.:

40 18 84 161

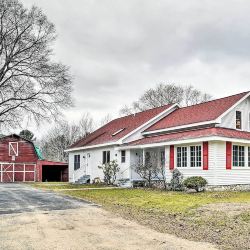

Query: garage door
0 163 36 182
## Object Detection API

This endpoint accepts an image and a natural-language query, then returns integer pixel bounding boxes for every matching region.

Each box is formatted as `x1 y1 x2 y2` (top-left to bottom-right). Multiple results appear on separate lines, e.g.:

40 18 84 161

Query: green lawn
26 182 109 190
61 188 250 213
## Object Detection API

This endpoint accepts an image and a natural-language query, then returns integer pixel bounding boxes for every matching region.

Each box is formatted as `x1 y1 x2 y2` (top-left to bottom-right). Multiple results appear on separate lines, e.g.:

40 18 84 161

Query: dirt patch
0 206 217 250
197 203 250 216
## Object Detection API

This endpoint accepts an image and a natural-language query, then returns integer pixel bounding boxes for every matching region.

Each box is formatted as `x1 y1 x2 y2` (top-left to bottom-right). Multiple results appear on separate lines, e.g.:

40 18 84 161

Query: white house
66 91 250 187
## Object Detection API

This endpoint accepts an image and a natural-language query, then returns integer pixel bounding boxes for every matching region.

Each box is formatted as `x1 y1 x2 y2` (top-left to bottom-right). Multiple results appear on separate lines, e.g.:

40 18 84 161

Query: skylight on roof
112 128 125 136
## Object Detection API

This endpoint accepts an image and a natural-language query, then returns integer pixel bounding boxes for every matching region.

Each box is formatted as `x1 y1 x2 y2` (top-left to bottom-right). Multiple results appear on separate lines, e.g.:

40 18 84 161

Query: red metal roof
128 127 250 146
70 104 173 148
145 92 250 132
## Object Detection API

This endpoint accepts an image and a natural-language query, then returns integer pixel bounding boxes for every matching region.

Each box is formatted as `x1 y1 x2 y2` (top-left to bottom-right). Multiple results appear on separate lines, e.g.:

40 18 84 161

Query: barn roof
144 91 250 133
0 134 44 160
69 104 173 149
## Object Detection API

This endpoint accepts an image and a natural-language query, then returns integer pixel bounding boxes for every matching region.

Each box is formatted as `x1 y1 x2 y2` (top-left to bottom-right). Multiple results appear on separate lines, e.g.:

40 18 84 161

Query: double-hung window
236 111 242 130
102 151 110 164
248 112 250 131
248 147 250 167
74 155 80 170
176 146 187 167
121 150 126 163
190 145 202 167
233 145 245 167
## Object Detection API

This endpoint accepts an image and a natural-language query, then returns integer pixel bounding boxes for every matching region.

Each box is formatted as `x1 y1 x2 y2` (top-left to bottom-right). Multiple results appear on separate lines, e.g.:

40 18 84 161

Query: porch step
117 178 132 188
75 175 90 184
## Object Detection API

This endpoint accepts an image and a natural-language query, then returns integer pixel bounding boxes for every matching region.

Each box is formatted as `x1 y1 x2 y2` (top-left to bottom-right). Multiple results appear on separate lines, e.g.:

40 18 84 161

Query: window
249 112 250 131
160 151 165 166
190 145 202 167
121 150 126 163
248 147 250 167
177 147 187 167
74 155 80 170
102 151 110 164
233 145 245 167
9 142 18 156
236 111 242 129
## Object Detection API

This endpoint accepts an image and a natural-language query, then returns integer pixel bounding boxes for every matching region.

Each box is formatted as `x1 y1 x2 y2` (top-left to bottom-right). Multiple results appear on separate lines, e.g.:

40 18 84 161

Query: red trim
226 141 232 170
203 141 209 170
170 145 174 170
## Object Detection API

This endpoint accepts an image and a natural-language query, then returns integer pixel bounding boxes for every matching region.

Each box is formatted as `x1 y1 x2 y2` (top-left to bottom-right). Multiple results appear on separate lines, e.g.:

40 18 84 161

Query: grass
31 184 250 249
61 189 250 213
26 182 109 190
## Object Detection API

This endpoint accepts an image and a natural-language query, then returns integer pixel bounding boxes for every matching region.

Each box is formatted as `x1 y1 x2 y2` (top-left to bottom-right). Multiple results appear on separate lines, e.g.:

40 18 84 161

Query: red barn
0 134 68 183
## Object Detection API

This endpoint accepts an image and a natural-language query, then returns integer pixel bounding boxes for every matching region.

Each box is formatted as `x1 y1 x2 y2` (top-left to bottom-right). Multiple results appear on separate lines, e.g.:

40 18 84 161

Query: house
66 91 250 187
0 134 68 183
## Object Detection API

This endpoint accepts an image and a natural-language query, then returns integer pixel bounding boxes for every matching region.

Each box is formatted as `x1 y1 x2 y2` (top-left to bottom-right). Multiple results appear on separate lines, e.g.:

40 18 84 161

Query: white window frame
176 146 187 168
235 110 242 130
248 112 250 131
248 147 250 167
232 144 250 168
9 142 18 156
74 154 80 170
175 144 202 168
121 150 126 163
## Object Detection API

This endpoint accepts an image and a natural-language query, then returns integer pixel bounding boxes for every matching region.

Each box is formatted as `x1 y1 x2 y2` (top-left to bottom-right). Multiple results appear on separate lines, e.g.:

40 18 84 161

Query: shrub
98 160 120 185
183 176 208 192
170 169 183 191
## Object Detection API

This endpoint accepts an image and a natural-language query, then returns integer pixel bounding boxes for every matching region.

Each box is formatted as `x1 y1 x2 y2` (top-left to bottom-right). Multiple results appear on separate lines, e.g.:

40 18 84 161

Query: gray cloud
21 0 250 136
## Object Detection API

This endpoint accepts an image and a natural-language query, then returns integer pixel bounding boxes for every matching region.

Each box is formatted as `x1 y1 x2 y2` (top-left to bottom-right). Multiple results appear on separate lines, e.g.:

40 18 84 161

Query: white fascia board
116 136 250 150
65 142 119 152
118 104 179 143
216 92 250 121
142 120 218 136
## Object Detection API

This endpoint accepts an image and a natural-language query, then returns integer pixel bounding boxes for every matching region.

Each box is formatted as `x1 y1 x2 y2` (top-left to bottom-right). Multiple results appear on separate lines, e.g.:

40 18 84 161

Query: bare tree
99 113 112 127
0 0 72 128
78 112 94 138
40 113 94 162
120 83 212 115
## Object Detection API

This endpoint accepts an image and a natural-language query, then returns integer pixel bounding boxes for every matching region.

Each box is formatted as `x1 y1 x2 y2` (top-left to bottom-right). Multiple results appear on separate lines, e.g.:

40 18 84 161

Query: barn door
0 164 14 182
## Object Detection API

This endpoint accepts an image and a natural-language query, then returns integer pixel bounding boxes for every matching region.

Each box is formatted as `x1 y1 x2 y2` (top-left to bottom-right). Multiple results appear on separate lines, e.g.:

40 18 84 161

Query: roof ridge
111 103 174 122
177 91 250 110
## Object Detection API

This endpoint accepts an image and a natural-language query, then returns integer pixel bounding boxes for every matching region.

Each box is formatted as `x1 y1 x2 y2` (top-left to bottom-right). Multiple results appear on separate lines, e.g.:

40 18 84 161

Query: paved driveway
0 183 90 215
0 183 217 250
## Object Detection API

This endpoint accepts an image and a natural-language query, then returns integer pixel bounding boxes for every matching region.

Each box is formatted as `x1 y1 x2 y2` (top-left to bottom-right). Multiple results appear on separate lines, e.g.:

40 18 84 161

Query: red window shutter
226 142 232 170
203 141 209 170
169 145 174 170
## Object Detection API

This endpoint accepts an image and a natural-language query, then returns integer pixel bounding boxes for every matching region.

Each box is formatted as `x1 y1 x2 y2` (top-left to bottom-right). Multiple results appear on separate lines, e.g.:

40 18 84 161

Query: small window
236 111 242 129
121 150 126 163
177 146 187 167
233 145 245 167
190 145 202 167
248 113 250 131
74 155 80 170
248 147 250 167
9 142 18 156
160 151 165 167
102 151 110 164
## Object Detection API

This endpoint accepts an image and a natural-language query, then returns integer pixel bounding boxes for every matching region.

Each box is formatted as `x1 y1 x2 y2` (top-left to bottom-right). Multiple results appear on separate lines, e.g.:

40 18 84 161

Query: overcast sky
21 0 250 136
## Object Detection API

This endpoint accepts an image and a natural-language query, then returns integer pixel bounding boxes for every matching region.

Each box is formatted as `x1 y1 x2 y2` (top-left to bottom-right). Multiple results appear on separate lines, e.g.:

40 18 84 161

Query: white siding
164 143 216 185
213 141 250 185
68 146 131 183
164 141 250 185
220 96 250 131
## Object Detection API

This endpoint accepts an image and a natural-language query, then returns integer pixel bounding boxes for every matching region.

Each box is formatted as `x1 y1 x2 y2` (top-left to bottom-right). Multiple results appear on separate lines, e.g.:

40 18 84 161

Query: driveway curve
0 183 217 250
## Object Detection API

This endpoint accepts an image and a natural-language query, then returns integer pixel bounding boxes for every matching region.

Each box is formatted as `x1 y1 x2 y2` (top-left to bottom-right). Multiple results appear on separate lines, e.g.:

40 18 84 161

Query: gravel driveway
0 183 217 250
